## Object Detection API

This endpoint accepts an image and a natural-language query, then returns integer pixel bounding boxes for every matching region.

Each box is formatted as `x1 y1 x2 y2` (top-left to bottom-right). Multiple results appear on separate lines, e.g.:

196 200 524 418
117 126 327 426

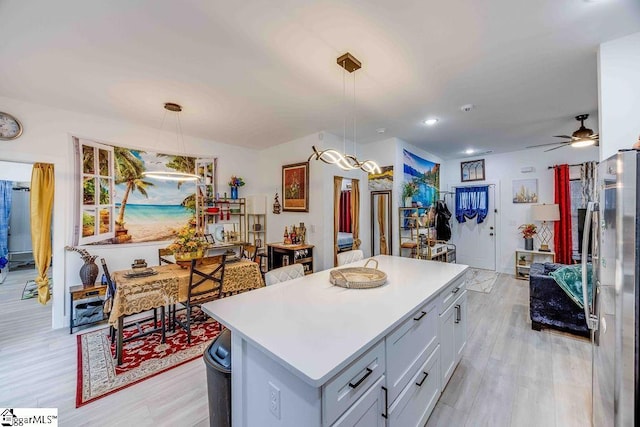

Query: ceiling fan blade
553 135 573 139
545 144 567 152
526 141 567 149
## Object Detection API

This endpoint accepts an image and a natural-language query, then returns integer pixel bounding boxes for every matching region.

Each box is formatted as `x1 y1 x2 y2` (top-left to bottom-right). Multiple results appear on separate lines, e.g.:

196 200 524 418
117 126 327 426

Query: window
75 138 115 245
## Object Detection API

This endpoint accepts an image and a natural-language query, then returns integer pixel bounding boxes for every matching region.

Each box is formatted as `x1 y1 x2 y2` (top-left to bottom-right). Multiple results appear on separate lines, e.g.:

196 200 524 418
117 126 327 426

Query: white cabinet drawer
388 345 441 427
385 298 438 405
438 275 466 314
323 340 385 426
331 376 386 427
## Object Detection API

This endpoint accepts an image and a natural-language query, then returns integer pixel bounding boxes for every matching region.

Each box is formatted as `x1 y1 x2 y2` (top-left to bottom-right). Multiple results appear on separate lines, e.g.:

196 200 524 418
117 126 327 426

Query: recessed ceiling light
376 128 386 134
424 118 439 126
464 149 475 155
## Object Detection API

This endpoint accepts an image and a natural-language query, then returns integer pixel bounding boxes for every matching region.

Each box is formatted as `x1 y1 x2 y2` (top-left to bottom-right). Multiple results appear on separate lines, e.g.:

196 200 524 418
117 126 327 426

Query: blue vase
230 186 238 199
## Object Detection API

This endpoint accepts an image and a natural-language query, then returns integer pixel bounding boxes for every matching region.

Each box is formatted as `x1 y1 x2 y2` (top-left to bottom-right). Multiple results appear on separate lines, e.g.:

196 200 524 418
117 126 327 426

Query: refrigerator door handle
581 201 598 331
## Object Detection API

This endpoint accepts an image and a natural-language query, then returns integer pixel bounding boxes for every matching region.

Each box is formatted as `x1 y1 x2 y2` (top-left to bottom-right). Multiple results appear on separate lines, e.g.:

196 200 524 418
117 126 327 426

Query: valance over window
455 185 489 224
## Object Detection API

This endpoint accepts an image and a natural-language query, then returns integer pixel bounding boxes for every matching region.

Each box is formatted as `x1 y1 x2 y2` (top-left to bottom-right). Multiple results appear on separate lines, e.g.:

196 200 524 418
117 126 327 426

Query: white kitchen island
202 255 468 427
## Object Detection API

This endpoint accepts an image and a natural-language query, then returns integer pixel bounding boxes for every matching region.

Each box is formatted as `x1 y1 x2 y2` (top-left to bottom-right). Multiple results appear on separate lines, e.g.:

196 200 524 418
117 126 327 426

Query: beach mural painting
111 148 200 244
403 149 440 208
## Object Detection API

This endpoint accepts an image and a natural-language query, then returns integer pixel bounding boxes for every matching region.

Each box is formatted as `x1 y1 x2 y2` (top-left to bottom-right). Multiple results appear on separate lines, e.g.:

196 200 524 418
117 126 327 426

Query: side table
514 249 556 280
69 283 108 334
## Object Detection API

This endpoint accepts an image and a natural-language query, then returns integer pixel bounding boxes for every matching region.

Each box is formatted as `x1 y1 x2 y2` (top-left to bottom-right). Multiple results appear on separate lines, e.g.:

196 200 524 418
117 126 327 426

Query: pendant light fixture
309 53 381 174
141 102 200 182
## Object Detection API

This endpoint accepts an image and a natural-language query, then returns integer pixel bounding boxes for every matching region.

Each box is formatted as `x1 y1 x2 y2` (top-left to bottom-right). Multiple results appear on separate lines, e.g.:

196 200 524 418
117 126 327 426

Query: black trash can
204 328 232 427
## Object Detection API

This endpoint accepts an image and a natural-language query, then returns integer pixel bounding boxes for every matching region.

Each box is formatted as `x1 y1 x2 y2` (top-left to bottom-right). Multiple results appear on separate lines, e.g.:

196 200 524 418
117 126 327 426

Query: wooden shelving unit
398 207 456 262
514 249 555 280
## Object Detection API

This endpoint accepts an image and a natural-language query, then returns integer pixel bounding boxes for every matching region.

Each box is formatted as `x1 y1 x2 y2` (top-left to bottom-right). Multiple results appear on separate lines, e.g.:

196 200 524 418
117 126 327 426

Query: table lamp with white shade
531 203 560 252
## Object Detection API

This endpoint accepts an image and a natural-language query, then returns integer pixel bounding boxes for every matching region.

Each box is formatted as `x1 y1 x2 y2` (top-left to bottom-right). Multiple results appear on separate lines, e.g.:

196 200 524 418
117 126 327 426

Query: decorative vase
174 249 204 269
79 259 99 287
524 237 533 250
230 186 238 199
404 197 412 208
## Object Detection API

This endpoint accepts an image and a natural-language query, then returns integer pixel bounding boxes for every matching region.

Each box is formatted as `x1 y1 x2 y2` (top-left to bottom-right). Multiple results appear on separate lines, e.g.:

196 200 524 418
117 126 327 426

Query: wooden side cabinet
267 243 314 275
514 249 555 280
69 283 108 334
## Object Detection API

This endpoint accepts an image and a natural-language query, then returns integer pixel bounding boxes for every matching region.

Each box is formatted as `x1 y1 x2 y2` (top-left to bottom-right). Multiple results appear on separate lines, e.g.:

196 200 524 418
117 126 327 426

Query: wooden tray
329 259 387 289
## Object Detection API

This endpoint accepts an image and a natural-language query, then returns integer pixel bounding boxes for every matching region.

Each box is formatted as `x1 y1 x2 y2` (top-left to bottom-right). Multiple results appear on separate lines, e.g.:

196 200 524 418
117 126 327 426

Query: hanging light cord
142 103 200 182
343 60 347 155
307 53 381 174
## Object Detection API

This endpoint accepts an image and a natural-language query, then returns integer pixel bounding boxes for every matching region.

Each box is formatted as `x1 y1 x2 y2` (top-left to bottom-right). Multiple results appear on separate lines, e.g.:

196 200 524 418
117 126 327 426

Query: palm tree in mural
114 148 154 232
158 155 196 189
157 154 197 211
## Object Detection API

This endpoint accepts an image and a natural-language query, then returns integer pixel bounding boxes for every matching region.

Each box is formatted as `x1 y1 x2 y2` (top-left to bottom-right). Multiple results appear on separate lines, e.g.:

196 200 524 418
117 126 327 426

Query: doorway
0 161 53 305
1 161 35 282
333 176 360 266
451 184 498 270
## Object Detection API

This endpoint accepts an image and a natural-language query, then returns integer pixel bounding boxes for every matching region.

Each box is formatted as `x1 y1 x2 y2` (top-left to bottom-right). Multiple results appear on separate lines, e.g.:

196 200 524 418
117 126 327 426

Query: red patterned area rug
76 312 221 407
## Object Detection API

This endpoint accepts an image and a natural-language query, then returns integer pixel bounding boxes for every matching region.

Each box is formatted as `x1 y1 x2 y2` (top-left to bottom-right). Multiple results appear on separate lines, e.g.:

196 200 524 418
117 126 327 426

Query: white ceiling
1 0 639 159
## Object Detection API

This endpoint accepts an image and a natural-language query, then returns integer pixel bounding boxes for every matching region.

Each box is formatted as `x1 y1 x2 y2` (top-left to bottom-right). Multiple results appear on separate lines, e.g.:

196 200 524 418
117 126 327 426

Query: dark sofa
529 262 589 338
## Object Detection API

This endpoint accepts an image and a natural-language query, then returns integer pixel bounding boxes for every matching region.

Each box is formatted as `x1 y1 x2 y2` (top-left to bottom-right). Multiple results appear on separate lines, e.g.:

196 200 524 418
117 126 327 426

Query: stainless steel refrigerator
582 149 638 426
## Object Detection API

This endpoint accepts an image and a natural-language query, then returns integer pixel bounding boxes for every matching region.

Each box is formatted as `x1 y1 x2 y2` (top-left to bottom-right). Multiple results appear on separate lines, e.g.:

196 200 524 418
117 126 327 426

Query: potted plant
168 219 208 268
402 180 419 207
518 223 537 250
518 255 527 265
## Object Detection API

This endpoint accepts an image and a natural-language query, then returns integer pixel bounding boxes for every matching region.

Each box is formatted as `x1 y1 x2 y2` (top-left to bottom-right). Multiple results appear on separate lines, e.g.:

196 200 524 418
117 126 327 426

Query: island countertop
201 255 468 387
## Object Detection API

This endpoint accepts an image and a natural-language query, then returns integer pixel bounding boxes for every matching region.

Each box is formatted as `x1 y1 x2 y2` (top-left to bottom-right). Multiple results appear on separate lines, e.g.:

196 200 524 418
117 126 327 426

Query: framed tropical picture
460 159 485 182
282 162 309 212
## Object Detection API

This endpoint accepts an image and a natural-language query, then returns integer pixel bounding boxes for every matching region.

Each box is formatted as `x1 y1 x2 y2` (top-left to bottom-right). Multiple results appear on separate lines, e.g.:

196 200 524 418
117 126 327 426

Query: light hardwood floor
0 269 591 426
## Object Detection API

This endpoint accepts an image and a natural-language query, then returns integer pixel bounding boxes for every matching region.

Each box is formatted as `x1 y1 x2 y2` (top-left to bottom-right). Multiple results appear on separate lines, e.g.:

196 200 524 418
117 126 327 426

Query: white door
450 184 497 270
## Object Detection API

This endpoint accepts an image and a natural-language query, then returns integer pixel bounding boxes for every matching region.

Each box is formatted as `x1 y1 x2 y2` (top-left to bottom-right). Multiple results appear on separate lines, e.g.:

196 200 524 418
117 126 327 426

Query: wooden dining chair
242 244 258 262
100 258 164 346
173 254 227 344
158 248 174 265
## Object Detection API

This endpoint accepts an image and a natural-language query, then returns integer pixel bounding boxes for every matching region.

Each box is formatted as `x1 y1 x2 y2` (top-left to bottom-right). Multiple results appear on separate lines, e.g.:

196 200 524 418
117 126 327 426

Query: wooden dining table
109 259 264 365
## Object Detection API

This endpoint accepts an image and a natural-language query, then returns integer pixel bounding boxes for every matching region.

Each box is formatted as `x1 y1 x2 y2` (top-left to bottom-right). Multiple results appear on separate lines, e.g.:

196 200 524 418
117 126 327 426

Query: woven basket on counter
329 259 387 289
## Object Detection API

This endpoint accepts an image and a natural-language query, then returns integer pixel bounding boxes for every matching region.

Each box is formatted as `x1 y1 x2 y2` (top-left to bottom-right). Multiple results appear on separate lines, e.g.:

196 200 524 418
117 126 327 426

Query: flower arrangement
228 176 245 188
402 180 419 199
65 246 98 263
518 223 537 238
167 221 208 255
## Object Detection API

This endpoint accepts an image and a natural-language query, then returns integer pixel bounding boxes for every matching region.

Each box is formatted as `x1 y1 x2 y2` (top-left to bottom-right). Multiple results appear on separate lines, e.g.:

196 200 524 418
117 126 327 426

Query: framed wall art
512 179 538 203
282 162 309 212
460 159 485 182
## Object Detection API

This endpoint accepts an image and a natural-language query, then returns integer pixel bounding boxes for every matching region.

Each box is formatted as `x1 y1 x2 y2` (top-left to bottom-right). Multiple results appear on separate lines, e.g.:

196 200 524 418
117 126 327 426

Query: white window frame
75 137 115 245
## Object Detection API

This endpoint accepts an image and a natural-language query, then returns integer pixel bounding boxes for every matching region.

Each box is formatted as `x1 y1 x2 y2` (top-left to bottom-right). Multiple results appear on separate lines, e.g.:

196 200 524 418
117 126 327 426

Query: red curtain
339 191 351 232
554 164 573 264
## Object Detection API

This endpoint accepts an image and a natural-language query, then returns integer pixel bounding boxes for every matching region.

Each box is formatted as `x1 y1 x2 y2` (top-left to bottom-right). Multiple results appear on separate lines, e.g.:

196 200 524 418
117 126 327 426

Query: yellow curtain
30 163 54 305
378 194 388 255
333 176 342 266
351 179 361 249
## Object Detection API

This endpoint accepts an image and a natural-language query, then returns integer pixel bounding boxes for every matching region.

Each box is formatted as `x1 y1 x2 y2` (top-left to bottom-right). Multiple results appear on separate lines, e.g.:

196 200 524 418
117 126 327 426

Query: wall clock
0 111 23 140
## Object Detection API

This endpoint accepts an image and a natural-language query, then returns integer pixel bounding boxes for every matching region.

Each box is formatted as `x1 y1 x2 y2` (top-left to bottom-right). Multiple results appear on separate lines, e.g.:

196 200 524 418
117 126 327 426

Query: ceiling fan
527 114 599 152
